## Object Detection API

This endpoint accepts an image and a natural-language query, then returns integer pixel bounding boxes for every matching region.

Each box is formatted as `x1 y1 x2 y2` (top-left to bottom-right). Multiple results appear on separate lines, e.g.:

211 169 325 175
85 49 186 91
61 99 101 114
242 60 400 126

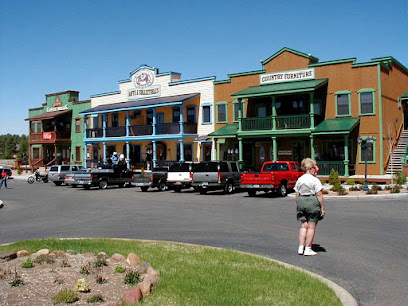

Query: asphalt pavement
0 178 407 305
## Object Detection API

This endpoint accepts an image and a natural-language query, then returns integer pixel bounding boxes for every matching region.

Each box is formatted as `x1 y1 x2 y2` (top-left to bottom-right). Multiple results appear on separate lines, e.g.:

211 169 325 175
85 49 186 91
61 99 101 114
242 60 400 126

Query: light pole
357 136 375 191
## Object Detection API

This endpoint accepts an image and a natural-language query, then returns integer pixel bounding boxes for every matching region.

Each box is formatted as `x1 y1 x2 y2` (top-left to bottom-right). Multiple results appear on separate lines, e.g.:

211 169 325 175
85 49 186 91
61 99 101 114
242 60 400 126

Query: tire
278 184 287 197
118 183 124 188
72 184 77 188
173 186 182 193
27 176 34 184
43 178 49 183
224 182 234 194
158 181 167 192
99 180 108 190
54 181 62 186
141 186 148 192
83 185 91 190
199 188 207 195
248 190 256 197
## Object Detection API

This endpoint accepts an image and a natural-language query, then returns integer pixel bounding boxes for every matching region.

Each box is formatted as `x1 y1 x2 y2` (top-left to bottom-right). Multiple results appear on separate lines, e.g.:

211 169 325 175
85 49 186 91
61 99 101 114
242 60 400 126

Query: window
231 162 238 172
176 143 193 161
30 122 35 133
172 107 180 123
335 91 351 116
75 146 81 162
358 89 375 115
75 118 81 133
37 122 42 133
92 116 99 128
186 106 196 123
257 104 267 117
216 102 228 123
233 102 240 122
132 110 141 119
202 105 211 124
32 148 40 159
220 162 229 172
111 113 119 127
359 138 375 163
146 109 153 124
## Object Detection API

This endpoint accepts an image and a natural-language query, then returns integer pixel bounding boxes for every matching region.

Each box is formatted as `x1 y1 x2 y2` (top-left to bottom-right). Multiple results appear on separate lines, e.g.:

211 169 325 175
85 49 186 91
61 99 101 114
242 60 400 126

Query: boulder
137 261 151 273
36 249 50 256
66 249 78 255
139 281 154 296
111 253 126 262
0 252 17 261
122 287 142 304
83 252 95 258
127 253 141 266
141 273 161 284
17 250 31 257
97 252 109 259
99 303 121 306
50 250 66 257
146 267 159 276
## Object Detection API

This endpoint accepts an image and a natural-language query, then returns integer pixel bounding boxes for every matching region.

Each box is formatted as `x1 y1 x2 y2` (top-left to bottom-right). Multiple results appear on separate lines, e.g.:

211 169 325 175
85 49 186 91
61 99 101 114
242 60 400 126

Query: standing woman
294 158 325 256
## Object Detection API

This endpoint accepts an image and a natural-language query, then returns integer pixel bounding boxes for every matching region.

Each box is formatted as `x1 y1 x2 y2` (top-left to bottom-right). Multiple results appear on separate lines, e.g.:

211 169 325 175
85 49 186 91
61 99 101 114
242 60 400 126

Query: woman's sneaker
304 247 317 256
298 245 305 255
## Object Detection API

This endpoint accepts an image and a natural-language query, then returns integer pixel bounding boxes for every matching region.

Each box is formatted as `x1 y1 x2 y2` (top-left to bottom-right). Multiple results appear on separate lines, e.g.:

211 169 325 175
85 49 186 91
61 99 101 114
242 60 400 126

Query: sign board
278 150 292 156
260 68 315 85
128 85 161 100
128 68 161 100
47 105 68 112
43 132 52 140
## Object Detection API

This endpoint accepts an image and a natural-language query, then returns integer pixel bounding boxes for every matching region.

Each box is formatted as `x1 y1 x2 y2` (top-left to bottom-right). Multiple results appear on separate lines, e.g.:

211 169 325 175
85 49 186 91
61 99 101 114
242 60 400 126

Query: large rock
141 273 161 284
139 281 154 296
83 252 95 258
99 302 121 306
122 287 142 304
17 250 31 257
50 250 66 257
111 253 126 262
0 252 17 261
127 253 141 266
146 267 159 276
137 261 151 273
97 252 109 260
36 249 50 256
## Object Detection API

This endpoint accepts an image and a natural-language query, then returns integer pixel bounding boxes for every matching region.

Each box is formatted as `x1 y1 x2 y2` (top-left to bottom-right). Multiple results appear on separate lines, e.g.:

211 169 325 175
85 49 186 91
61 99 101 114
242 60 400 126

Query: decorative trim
169 76 215 86
214 79 231 84
228 69 265 78
309 58 356 67
90 91 120 98
261 47 319 66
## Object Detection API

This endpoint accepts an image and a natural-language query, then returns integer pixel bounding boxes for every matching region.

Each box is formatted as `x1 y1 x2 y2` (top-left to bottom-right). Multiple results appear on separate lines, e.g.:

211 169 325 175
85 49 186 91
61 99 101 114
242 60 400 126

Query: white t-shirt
294 173 323 195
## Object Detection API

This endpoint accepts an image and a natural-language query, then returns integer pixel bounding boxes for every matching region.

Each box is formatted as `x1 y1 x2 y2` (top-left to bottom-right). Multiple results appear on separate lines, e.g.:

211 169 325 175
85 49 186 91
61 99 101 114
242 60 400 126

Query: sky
1 0 407 135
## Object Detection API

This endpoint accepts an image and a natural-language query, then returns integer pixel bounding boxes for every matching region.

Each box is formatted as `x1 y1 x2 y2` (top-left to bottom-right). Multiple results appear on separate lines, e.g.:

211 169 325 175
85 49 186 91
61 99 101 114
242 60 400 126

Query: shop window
146 109 153 125
32 148 40 159
359 138 375 163
216 102 228 123
335 91 351 116
202 105 211 124
75 146 81 162
75 118 81 133
358 89 375 115
186 106 196 123
173 107 180 123
176 143 193 161
111 113 119 127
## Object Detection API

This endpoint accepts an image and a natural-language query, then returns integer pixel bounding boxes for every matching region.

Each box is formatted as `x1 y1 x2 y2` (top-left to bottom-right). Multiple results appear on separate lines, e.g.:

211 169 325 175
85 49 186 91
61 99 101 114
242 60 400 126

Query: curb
288 192 408 200
1 237 358 306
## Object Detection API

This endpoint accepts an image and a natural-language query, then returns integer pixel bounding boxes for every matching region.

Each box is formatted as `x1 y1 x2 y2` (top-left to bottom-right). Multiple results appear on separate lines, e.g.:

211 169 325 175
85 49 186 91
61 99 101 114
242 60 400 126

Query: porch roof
312 118 360 135
208 124 239 138
401 92 408 99
231 78 328 99
25 109 72 121
80 93 200 115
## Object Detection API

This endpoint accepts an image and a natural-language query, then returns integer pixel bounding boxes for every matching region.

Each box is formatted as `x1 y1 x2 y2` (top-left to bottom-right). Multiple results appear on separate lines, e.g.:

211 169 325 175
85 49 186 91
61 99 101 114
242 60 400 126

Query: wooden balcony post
309 92 315 129
272 96 277 130
272 137 277 161
126 111 130 137
102 114 107 138
126 141 130 168
152 108 156 135
179 104 184 135
238 98 243 132
103 142 107 162
238 138 243 163
84 115 88 139
310 135 315 161
152 141 157 167
344 135 349 177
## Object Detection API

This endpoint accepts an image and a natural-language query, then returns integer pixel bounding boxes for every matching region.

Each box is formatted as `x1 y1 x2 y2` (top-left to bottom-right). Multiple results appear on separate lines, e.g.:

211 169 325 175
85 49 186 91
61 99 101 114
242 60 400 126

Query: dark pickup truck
133 167 169 192
71 164 134 189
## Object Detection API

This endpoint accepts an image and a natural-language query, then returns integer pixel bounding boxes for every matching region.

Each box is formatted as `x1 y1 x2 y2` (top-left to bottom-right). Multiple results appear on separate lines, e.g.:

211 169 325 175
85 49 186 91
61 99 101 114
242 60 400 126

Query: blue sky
1 0 407 135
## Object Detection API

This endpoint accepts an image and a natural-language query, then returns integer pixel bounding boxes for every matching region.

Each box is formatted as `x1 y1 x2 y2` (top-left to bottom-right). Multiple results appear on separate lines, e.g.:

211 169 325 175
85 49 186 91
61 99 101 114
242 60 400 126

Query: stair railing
385 123 403 173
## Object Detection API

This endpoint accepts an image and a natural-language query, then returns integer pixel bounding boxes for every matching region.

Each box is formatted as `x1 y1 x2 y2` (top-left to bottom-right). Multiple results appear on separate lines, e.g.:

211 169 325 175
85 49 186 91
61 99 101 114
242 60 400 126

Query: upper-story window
202 105 211 124
92 116 99 129
37 122 42 133
30 122 36 133
358 89 375 115
216 102 228 123
75 118 81 133
335 91 351 117
173 107 180 123
257 104 267 117
111 113 119 127
146 109 153 125
186 106 196 123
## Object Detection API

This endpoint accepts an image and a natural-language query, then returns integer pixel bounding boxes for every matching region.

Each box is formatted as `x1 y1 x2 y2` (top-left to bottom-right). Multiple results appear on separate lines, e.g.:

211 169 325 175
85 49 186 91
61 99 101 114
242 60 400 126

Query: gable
262 47 318 73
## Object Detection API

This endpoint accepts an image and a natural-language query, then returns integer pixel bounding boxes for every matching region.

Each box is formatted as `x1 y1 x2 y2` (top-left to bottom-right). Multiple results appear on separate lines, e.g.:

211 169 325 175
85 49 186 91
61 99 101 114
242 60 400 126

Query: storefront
81 65 215 169
210 47 408 176
26 91 90 170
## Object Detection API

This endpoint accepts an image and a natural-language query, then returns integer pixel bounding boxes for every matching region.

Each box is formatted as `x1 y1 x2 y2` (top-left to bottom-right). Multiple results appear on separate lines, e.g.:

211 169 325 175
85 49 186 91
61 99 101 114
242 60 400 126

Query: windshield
169 163 191 172
194 162 219 172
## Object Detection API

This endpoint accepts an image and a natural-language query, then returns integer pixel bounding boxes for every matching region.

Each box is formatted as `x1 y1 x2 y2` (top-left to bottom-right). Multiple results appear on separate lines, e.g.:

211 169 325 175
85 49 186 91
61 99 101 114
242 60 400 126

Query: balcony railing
86 128 103 138
242 117 273 131
130 125 153 136
184 122 197 134
106 126 126 137
276 114 310 130
29 131 71 142
156 123 180 135
318 162 347 176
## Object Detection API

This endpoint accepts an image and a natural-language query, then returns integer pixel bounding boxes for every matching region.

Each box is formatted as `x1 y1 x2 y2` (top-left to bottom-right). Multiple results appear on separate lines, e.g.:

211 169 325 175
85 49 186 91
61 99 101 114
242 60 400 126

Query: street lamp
357 136 375 191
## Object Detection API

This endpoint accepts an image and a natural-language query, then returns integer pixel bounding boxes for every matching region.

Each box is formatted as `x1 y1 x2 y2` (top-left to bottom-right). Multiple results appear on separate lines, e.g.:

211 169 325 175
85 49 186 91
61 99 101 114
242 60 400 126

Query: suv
0 166 12 178
191 161 241 194
48 165 84 186
166 162 197 192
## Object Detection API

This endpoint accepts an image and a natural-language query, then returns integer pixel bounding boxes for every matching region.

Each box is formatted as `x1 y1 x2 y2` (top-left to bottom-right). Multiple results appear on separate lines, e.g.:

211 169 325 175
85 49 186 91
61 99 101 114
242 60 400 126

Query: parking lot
1 179 407 304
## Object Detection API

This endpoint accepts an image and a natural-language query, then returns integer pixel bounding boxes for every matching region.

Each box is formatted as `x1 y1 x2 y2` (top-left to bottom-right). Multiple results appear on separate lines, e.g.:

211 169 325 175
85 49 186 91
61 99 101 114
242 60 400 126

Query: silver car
48 165 84 186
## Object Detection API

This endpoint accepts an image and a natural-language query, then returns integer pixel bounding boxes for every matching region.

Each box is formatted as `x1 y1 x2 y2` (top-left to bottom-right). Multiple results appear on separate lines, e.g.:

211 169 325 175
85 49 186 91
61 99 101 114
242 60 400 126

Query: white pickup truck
166 162 196 192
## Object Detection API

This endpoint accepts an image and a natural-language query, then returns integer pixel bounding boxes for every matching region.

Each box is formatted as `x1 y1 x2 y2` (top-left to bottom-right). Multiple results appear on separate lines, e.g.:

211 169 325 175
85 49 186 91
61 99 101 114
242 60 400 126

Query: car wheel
158 181 167 192
99 180 108 190
54 181 62 186
199 188 207 195
224 182 234 194
141 186 148 192
72 184 77 188
173 186 182 193
278 184 287 197
27 176 34 184
248 190 256 197
83 185 91 190
118 183 124 188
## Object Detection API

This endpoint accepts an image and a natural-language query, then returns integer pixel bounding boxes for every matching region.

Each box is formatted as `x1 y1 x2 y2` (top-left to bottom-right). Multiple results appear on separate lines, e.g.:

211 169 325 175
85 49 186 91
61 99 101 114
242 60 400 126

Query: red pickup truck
240 161 303 197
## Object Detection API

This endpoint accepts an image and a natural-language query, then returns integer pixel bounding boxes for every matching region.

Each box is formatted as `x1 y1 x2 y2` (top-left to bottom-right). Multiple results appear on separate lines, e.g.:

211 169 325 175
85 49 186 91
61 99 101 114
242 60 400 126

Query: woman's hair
301 158 316 172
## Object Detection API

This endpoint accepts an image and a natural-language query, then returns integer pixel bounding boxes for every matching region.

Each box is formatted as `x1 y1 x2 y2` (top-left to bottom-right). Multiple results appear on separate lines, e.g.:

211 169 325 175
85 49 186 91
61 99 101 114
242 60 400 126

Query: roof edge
261 47 319 66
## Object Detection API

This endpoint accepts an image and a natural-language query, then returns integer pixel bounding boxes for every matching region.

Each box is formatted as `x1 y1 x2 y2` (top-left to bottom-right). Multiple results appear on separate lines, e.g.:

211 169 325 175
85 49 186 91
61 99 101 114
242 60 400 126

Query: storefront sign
43 132 52 140
128 68 161 100
260 68 315 85
278 150 292 156
46 105 68 112
128 85 161 100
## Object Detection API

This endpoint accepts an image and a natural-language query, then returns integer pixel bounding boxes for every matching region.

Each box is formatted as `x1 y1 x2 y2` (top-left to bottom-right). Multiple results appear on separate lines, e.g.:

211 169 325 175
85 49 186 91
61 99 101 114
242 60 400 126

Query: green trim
309 58 356 67
371 56 408 75
377 64 384 174
261 47 319 66
358 136 376 164
214 79 231 84
237 128 312 138
216 102 228 123
334 91 352 117
358 88 376 116
228 69 265 78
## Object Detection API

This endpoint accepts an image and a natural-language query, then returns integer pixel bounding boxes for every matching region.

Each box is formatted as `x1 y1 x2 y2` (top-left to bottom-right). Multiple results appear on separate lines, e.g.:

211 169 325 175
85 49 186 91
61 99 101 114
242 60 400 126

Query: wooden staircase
386 129 408 174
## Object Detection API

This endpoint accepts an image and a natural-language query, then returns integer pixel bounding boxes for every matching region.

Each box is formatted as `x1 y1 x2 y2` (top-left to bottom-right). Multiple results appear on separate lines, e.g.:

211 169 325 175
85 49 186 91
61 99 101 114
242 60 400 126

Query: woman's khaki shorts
297 195 321 222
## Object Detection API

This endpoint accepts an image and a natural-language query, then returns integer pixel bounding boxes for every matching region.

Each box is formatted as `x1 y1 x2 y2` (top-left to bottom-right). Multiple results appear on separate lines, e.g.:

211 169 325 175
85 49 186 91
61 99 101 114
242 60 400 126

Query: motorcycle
27 170 49 184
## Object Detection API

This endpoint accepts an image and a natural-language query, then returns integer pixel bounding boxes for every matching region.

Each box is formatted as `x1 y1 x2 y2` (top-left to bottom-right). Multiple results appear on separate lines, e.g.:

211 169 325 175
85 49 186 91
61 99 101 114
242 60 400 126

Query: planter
403 164 408 176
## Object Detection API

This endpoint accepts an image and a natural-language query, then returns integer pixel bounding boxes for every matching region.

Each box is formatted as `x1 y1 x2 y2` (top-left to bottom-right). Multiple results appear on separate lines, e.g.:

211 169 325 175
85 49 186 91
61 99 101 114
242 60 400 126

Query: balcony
241 114 311 131
156 123 179 135
130 125 153 136
29 131 71 143
86 128 103 138
106 126 126 137
242 117 273 131
184 123 197 134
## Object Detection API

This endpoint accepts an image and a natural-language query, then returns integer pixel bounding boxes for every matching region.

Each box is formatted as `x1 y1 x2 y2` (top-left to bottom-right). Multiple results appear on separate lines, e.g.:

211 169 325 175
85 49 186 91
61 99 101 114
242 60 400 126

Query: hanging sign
278 150 292 156
43 132 52 140
260 68 315 85
128 68 161 100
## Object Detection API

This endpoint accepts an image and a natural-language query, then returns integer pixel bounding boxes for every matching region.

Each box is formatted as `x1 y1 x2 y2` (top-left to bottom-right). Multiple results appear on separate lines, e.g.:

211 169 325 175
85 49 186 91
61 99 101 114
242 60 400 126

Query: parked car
191 161 241 194
64 169 88 188
48 165 84 186
166 162 197 192
134 167 169 192
240 161 303 197
0 166 13 178
71 164 134 189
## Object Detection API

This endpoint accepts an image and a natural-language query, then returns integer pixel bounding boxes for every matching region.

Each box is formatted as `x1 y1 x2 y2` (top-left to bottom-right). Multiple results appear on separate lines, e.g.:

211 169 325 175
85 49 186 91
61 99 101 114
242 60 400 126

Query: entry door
292 140 307 164
403 100 408 129
156 113 164 134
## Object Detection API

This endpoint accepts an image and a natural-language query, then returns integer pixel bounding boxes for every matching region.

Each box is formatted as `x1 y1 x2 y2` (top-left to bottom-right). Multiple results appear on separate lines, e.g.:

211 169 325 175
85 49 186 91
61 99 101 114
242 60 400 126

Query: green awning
231 79 328 99
208 124 238 138
401 92 408 99
312 118 360 135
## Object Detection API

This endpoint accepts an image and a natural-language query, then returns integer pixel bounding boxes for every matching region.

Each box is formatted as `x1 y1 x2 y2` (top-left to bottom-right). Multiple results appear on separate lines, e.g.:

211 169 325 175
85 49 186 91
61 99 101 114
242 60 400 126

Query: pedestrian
0 171 8 189
118 153 126 165
294 158 326 256
111 152 119 164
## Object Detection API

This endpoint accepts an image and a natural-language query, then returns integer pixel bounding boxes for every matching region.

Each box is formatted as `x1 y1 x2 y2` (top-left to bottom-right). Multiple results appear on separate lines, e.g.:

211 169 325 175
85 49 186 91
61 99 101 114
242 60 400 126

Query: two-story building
80 65 215 169
209 47 408 176
26 91 90 169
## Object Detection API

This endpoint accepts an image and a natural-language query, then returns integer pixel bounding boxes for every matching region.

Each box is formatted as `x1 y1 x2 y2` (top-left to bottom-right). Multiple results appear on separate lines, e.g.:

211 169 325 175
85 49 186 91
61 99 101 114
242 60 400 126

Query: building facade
80 65 215 169
210 47 408 176
26 91 90 169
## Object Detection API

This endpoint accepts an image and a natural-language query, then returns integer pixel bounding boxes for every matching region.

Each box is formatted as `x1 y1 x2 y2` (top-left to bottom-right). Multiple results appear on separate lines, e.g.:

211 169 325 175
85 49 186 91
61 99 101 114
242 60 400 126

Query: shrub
366 189 378 195
34 254 55 264
395 171 407 185
124 271 140 285
20 258 34 268
329 169 340 185
337 186 348 196
345 178 355 185
349 185 362 191
114 266 125 273
319 178 327 185
331 181 342 192
391 185 401 193
51 289 79 304
9 270 24 287
17 167 22 175
75 278 91 292
93 259 107 268
79 262 91 275
87 294 104 303
370 183 382 192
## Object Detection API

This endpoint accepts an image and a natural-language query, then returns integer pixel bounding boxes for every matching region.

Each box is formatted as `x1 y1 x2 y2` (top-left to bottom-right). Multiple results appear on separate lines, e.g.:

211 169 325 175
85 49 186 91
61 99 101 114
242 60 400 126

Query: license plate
78 181 84 184
200 182 208 187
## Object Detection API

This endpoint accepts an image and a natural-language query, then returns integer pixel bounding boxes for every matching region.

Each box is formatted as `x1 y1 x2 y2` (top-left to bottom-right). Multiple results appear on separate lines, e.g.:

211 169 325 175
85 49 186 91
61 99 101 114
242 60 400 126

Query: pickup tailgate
241 172 274 185
133 174 151 186
192 172 219 184
167 171 190 183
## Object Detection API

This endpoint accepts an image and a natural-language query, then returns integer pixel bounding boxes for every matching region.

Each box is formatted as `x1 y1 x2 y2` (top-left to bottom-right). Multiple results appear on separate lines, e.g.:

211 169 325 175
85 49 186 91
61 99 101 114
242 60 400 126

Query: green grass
0 238 341 305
